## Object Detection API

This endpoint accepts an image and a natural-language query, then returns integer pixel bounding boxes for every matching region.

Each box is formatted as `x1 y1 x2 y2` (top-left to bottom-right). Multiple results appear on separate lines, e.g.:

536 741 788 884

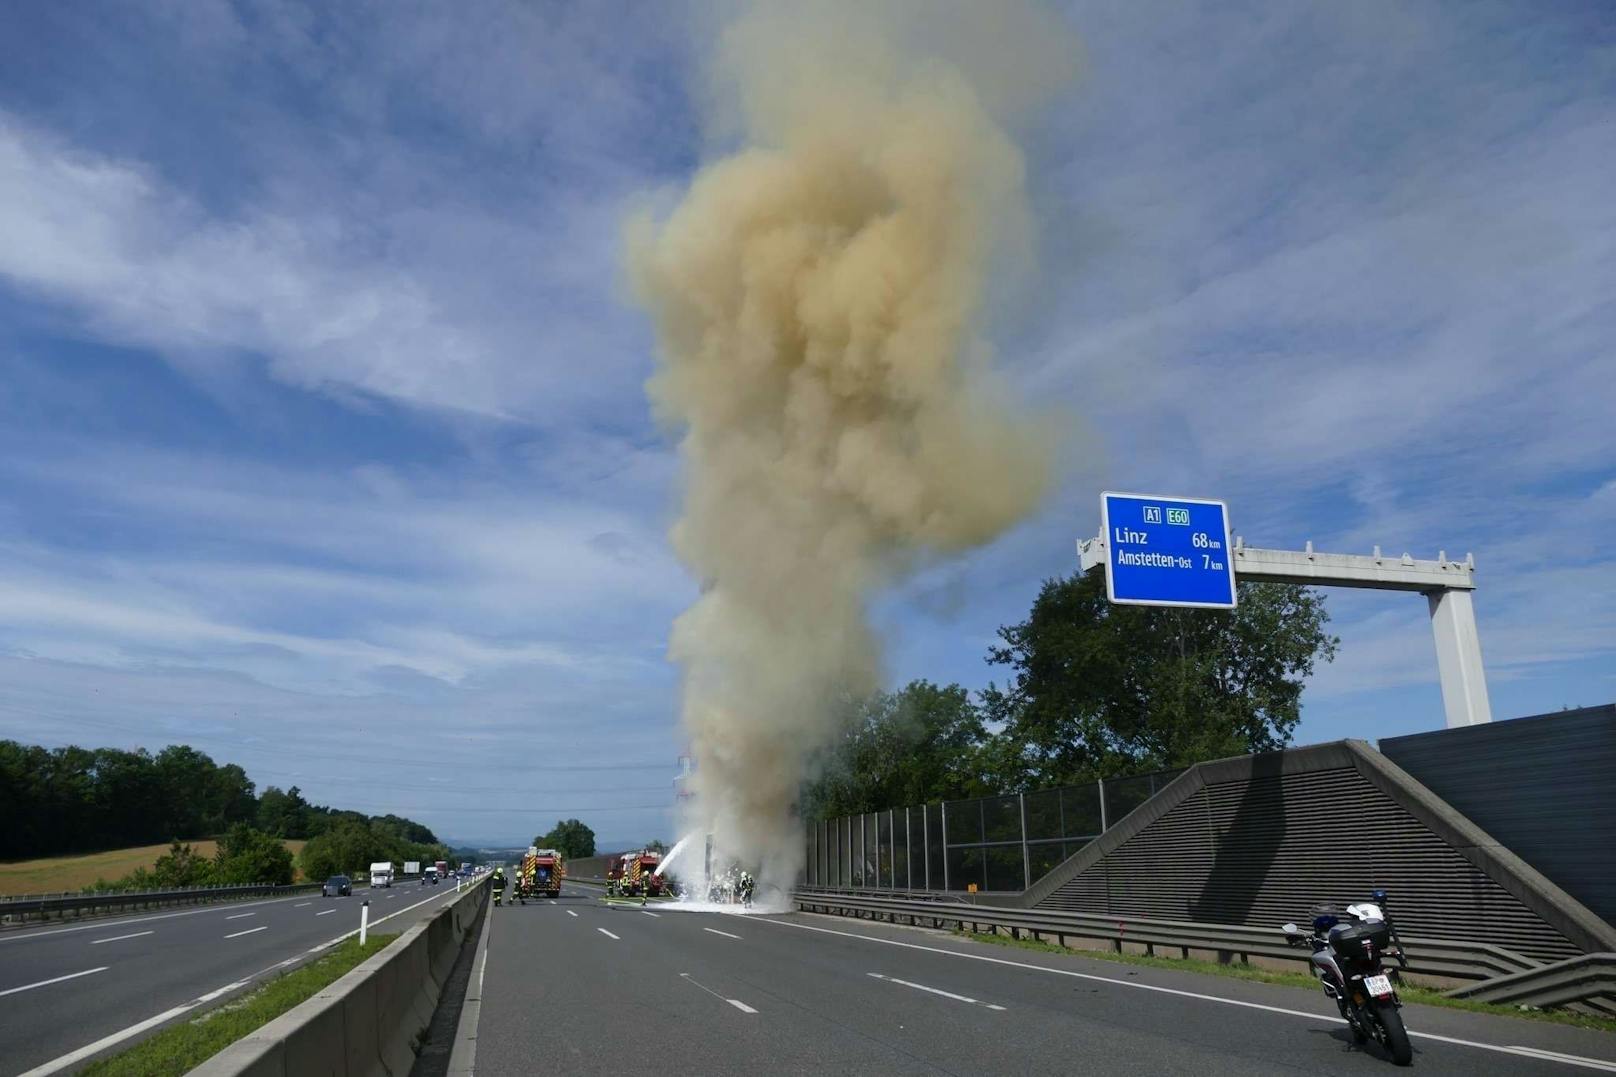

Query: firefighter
739 871 754 907
492 866 506 907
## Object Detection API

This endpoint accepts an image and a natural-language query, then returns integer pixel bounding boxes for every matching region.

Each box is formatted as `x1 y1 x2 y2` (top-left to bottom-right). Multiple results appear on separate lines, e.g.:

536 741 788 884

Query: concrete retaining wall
188 879 489 1076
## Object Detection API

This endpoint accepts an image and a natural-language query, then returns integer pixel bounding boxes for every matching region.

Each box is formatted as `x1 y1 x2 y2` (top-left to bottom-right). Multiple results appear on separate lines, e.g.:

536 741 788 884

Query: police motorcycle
1283 890 1412 1066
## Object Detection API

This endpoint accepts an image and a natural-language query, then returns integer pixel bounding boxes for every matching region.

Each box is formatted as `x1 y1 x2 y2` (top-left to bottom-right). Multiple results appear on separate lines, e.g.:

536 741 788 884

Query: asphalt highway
0 879 469 1076
471 884 1616 1076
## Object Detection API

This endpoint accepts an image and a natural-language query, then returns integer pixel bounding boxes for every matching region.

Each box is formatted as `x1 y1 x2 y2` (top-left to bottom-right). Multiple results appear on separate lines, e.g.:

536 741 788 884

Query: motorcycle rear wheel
1375 1001 1413 1066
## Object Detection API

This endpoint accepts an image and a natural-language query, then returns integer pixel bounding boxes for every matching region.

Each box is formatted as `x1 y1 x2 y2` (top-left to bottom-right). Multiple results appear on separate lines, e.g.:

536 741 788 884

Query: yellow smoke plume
627 0 1075 892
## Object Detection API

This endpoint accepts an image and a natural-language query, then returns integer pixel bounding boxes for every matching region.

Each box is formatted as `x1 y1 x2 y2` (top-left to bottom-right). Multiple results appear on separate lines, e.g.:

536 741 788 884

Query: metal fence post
860 813 867 888
1019 792 1031 890
888 809 897 890
1098 778 1108 832
923 806 931 891
904 807 911 890
941 801 950 892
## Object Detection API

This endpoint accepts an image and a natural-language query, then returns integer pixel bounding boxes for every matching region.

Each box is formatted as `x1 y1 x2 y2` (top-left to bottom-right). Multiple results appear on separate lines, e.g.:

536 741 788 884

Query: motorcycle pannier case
1330 920 1391 957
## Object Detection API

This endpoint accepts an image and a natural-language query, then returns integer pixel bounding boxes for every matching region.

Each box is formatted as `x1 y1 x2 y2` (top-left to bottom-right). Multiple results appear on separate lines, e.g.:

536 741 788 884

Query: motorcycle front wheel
1374 1001 1413 1066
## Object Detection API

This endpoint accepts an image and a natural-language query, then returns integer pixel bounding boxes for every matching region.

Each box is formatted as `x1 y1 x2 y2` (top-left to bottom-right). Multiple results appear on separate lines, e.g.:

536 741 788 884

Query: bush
213 824 293 886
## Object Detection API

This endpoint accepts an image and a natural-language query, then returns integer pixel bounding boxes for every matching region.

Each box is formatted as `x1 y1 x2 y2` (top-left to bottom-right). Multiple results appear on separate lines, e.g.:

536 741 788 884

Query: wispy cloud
0 0 1610 841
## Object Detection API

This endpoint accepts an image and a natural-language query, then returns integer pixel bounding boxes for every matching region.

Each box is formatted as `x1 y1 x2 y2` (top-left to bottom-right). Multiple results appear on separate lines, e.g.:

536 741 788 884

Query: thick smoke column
628 0 1074 894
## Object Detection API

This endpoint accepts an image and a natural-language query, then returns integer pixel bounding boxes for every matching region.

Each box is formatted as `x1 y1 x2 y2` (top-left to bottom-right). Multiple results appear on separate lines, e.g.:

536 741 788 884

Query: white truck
404 860 422 877
369 861 394 888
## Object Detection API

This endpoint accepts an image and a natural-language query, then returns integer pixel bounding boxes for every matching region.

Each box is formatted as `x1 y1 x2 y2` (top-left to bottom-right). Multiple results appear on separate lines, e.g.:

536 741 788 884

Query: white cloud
0 0 1610 825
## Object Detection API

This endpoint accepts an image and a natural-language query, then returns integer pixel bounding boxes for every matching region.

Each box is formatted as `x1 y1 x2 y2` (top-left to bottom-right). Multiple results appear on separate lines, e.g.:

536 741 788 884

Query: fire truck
609 849 665 897
517 846 565 901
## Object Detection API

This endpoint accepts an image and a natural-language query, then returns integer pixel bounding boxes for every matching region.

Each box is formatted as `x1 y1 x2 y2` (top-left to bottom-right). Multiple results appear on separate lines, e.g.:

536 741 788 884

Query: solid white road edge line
598 928 620 940
196 980 249 1004
18 885 463 1077
90 931 155 945
224 926 268 939
760 917 1616 1073
1417 1038 1616 1074
445 892 496 1077
16 1005 194 1077
704 927 742 940
867 971 1005 1010
0 966 109 997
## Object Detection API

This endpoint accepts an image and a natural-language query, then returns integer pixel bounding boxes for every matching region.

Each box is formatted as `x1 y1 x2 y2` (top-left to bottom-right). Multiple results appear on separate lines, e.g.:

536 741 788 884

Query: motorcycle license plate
1363 974 1393 998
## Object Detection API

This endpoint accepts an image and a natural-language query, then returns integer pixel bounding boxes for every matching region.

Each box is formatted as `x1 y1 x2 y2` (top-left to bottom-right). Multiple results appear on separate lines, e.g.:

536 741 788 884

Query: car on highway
321 874 353 897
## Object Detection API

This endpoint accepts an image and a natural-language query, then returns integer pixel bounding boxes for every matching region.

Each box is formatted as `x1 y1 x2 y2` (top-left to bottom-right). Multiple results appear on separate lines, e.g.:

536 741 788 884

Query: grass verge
954 930 1616 1035
81 932 398 1076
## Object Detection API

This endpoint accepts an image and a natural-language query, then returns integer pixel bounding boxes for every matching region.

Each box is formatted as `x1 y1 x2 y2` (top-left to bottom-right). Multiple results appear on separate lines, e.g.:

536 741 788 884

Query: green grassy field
0 840 308 895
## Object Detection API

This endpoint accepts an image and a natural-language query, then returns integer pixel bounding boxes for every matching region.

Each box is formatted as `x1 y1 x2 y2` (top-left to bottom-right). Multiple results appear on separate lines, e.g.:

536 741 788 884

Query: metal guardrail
1445 952 1616 1016
792 889 1549 983
0 881 322 925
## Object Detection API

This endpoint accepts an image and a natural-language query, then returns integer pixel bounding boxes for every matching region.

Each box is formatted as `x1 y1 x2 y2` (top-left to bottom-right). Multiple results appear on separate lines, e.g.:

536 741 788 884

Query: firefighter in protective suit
492 866 506 907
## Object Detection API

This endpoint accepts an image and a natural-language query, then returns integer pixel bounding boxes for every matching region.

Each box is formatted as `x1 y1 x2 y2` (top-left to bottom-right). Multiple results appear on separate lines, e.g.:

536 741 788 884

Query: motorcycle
1283 890 1412 1066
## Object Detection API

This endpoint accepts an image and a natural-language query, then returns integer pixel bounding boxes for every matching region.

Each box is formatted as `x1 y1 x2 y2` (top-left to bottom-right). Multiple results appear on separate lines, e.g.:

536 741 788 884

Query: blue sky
1 1 1611 846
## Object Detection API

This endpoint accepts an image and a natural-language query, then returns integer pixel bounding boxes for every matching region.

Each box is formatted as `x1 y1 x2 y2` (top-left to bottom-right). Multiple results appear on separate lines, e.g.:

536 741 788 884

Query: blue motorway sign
1101 492 1237 608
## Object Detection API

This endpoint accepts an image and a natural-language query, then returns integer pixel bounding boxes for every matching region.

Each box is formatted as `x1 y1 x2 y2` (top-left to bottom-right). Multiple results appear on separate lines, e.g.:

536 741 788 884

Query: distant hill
1 738 441 862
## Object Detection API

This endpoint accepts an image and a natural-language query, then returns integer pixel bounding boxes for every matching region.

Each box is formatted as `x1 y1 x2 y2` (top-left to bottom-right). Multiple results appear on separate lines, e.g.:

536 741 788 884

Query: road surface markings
91 931 154 945
704 927 742 940
225 912 255 920
316 909 337 916
641 910 661 918
760 917 1616 1073
679 972 758 1014
598 928 620 940
566 910 578 917
16 1004 193 1077
225 925 268 939
196 980 249 1003
19 885 466 1077
294 902 312 908
0 967 108 997
1439 1041 1616 1073
1506 1047 1616 1067
0 892 318 945
867 972 1005 1010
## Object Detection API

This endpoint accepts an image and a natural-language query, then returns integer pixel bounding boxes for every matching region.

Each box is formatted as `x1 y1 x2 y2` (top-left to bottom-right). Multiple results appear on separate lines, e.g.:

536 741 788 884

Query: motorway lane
472 885 1616 1075
0 880 468 1075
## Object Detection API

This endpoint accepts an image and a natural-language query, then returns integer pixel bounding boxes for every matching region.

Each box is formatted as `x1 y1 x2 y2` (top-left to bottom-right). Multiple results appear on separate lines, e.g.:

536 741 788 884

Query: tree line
0 740 448 887
803 572 1338 819
533 818 597 860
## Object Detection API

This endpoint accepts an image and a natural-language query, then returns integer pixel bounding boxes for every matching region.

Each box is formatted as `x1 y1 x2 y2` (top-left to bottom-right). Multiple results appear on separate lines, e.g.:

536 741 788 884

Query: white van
369 862 394 888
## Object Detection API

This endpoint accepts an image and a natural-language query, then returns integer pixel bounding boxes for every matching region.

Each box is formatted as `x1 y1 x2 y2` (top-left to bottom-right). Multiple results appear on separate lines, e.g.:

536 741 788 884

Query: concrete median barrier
188 878 490 1077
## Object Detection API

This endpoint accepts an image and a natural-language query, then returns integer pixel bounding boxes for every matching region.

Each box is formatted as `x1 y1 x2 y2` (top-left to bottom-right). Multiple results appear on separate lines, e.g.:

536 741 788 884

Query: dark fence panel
809 765 1184 895
1038 760 1585 965
1381 704 1616 927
